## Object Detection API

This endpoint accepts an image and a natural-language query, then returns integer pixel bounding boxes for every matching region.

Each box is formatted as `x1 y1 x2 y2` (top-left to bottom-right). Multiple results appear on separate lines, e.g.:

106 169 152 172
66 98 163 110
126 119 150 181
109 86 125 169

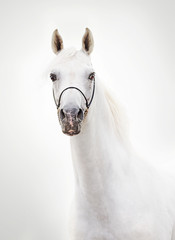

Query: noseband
52 78 95 110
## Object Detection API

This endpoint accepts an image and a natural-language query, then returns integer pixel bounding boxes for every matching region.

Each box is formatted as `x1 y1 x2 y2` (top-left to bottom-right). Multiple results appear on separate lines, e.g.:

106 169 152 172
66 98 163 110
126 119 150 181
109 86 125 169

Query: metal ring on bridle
52 78 95 110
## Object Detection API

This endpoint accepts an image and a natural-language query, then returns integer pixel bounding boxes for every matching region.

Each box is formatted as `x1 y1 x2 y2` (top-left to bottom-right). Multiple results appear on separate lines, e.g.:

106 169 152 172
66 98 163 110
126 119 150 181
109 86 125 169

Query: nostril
77 109 84 120
60 109 65 120
59 107 84 121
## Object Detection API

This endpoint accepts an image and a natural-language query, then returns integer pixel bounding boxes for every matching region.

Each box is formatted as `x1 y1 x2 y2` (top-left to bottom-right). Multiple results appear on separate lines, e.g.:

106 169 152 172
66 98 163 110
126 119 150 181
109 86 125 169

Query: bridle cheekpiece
52 76 95 111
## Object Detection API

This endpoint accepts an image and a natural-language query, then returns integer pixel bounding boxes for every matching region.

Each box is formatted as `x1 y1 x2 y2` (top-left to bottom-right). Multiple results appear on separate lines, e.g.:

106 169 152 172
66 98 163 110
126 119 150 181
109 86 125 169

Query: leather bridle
52 78 95 110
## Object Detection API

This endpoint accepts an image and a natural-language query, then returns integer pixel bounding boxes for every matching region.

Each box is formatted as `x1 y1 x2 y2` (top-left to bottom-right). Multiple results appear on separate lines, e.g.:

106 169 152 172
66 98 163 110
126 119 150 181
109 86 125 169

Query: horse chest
70 187 172 240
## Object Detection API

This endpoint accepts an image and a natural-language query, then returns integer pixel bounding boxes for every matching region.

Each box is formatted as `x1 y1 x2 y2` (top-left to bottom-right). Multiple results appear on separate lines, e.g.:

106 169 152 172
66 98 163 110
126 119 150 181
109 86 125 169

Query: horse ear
51 29 64 54
82 28 94 55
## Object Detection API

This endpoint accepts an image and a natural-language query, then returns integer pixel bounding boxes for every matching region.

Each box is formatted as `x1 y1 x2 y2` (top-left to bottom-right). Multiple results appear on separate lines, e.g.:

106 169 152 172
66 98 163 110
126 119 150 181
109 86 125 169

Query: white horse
49 28 175 240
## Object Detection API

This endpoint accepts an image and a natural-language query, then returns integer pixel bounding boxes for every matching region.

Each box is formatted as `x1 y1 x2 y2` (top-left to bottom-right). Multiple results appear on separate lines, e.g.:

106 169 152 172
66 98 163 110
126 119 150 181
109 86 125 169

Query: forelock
52 48 92 66
57 48 77 60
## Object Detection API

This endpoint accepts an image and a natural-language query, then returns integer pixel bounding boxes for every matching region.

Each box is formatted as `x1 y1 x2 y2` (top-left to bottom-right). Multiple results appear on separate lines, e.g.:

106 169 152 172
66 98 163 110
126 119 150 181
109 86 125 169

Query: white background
0 0 175 239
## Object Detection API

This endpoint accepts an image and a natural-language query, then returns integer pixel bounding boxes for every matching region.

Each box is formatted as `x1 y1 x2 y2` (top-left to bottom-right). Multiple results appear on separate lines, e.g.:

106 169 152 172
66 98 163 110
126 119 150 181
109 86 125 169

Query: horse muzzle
58 107 84 136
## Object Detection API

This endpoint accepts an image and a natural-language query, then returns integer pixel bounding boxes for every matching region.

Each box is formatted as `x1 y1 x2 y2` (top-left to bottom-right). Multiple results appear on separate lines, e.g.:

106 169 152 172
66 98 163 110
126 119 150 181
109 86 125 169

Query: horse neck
70 82 131 201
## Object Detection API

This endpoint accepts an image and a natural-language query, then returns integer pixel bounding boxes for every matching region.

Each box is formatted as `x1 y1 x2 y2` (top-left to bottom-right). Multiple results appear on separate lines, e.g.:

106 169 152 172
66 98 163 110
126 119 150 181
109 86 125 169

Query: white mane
103 85 129 142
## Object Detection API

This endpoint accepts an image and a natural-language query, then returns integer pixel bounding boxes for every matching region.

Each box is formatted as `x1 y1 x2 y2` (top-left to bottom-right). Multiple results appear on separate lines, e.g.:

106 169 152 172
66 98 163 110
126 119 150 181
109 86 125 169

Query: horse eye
88 72 95 81
50 73 57 82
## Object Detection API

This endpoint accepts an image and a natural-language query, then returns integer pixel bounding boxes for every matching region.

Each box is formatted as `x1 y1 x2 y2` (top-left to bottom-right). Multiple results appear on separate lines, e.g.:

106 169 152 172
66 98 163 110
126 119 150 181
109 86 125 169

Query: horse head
50 28 95 136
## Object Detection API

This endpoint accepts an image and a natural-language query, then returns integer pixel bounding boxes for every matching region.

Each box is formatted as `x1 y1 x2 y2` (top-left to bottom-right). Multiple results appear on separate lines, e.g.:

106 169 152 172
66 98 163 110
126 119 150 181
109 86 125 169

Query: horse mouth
60 121 82 136
63 129 80 136
57 107 83 136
